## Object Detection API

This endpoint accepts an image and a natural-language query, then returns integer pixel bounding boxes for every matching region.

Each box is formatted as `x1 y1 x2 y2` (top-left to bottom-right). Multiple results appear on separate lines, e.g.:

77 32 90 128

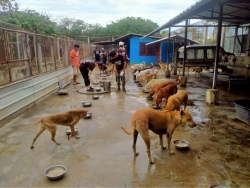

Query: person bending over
79 60 98 92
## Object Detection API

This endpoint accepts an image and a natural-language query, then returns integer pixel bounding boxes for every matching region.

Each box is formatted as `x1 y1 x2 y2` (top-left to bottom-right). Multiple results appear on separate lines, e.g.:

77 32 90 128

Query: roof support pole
167 27 171 69
182 19 188 76
212 3 223 89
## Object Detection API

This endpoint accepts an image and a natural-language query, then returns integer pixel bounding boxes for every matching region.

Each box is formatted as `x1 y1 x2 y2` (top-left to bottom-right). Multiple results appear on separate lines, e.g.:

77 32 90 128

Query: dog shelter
94 33 162 64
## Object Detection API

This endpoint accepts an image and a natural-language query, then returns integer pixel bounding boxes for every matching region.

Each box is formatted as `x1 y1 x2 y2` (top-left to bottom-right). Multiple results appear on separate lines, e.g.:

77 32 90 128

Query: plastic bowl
82 101 92 107
44 165 67 180
66 127 78 135
173 140 190 150
92 81 99 85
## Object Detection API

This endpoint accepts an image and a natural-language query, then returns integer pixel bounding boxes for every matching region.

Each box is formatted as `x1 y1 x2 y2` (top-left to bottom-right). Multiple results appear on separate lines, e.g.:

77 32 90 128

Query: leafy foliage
0 9 57 36
0 0 19 11
105 17 159 35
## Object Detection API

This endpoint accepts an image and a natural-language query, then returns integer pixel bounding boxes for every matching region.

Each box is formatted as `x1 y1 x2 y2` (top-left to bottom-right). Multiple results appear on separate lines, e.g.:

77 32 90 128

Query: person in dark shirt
109 50 127 93
79 60 98 92
94 47 100 61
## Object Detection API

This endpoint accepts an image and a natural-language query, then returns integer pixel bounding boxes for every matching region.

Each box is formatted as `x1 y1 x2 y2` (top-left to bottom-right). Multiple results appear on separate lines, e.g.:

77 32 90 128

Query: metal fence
0 27 93 86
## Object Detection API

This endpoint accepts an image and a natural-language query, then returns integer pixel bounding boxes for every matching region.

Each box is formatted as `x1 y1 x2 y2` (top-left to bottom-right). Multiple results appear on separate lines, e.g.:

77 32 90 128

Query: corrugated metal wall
0 28 93 126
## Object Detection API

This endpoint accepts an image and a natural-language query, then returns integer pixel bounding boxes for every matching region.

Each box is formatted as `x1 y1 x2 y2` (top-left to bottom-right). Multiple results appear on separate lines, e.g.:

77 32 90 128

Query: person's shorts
72 66 79 75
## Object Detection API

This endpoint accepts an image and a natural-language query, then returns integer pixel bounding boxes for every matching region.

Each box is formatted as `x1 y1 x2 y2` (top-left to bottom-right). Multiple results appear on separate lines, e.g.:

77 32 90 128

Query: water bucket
180 76 187 86
101 80 111 91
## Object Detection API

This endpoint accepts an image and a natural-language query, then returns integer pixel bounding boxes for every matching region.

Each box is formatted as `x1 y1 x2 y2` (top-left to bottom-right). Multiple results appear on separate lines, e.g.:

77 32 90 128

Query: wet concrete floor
0 65 250 187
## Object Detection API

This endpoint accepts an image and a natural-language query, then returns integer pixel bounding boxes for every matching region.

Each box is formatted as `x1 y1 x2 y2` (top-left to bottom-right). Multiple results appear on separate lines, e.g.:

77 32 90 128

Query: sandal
76 82 80 84
73 83 76 85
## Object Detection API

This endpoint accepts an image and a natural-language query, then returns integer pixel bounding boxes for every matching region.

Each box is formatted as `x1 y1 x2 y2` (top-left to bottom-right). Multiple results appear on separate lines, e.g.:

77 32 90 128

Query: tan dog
164 90 188 111
158 61 166 70
145 79 168 90
155 84 178 106
148 77 180 98
121 108 196 164
130 63 145 70
193 67 202 78
139 71 157 84
26 109 88 149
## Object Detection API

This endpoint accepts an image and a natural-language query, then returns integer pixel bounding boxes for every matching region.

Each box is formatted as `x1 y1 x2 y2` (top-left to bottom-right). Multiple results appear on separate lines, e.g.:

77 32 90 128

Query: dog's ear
180 110 185 116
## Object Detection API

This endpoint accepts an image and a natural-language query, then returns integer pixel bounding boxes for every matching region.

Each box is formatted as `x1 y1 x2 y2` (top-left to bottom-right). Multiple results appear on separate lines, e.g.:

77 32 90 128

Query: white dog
130 62 145 70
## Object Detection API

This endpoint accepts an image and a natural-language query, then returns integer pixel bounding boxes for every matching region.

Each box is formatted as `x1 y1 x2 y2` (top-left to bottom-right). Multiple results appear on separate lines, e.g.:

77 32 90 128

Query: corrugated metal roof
94 33 161 45
144 0 250 37
145 35 200 45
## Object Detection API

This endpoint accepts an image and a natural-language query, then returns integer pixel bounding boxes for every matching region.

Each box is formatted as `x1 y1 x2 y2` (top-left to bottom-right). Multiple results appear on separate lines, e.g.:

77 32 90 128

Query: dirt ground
0 64 250 188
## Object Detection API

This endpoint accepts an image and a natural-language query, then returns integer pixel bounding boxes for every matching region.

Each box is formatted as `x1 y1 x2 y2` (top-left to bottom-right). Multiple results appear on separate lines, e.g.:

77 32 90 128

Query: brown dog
26 109 88 149
139 71 157 84
193 67 202 78
164 90 188 111
148 77 180 98
121 108 196 164
155 84 178 106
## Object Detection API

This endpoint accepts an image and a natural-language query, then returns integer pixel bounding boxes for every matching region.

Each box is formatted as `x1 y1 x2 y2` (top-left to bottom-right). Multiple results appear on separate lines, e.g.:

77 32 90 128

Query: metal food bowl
137 83 143 87
147 96 153 100
210 185 227 188
44 165 67 180
95 87 102 92
66 127 78 135
82 101 92 107
152 104 160 109
134 80 139 83
173 140 190 150
92 81 99 85
92 95 99 99
86 112 92 119
142 89 149 93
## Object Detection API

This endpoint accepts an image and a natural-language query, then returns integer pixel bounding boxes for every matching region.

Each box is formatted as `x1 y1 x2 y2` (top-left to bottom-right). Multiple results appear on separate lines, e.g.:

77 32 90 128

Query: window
186 49 195 59
139 42 158 56
196 49 204 59
207 49 215 59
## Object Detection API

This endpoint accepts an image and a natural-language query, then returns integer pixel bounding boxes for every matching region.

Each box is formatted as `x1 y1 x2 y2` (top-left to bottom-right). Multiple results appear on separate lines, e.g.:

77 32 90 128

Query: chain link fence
0 28 93 86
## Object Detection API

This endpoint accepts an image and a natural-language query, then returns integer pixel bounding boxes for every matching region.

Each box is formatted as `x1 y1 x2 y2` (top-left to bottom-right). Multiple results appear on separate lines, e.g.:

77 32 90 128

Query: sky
15 0 198 27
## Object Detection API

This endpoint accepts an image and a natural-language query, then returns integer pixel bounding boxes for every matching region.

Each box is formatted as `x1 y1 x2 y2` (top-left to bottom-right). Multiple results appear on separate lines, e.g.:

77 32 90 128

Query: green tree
0 9 57 36
0 0 19 11
105 17 159 35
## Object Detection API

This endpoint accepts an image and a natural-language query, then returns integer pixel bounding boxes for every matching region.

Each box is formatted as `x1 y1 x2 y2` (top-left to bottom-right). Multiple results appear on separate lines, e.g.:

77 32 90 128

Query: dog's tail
25 119 41 129
121 125 135 135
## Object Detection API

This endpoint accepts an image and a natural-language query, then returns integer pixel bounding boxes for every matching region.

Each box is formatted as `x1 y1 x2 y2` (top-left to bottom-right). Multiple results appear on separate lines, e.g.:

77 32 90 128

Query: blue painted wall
161 42 174 63
129 37 157 65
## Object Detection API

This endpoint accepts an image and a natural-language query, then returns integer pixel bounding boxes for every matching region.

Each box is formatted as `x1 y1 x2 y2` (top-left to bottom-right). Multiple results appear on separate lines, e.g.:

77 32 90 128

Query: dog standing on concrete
121 108 196 164
138 70 157 84
26 109 89 149
193 67 202 78
155 83 178 107
148 77 180 98
164 90 188 111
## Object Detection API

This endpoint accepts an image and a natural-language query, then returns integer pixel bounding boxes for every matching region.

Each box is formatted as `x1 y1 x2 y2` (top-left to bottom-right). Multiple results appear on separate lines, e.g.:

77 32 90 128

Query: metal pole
182 19 188 76
212 4 223 89
167 27 171 70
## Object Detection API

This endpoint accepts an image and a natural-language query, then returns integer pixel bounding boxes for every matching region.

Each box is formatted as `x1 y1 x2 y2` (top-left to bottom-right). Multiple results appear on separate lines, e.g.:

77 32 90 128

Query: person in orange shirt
70 44 80 85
